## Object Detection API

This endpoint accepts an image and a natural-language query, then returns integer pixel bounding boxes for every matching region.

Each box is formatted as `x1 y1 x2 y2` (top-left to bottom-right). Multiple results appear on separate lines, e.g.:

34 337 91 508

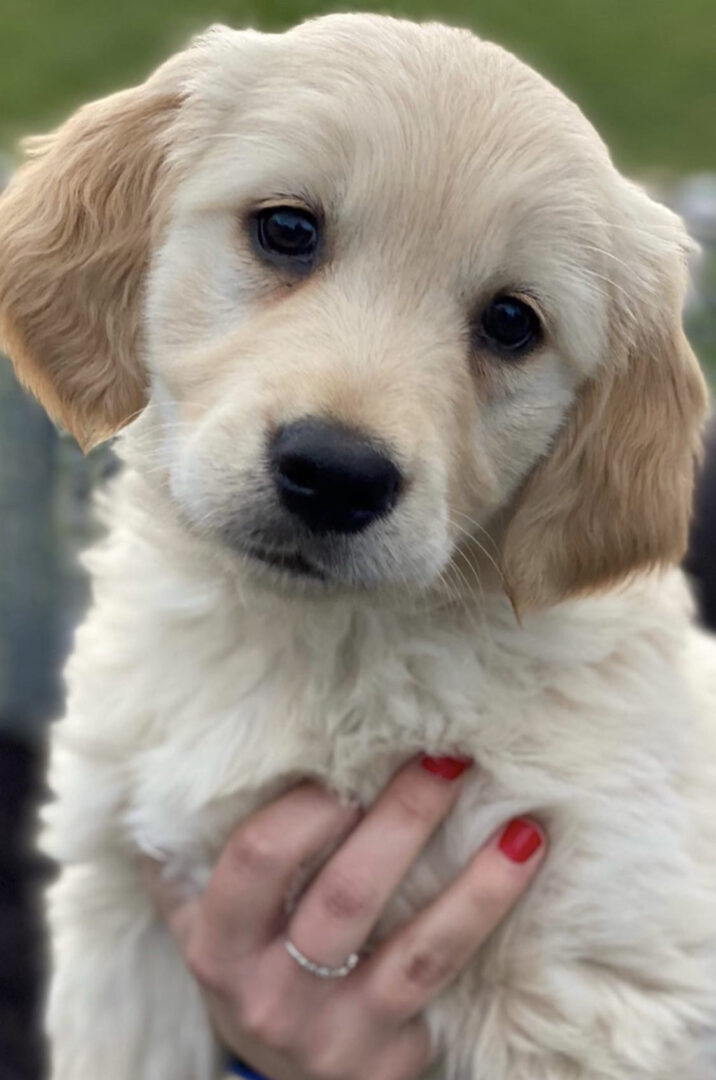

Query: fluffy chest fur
47 467 716 900
42 466 716 1077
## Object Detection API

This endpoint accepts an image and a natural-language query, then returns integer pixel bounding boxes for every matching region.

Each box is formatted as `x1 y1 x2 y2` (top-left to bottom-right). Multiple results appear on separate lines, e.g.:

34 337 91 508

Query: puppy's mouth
243 544 328 581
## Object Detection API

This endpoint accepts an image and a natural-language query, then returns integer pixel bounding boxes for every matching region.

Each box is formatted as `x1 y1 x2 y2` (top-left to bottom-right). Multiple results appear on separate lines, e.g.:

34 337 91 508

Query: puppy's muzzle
271 418 403 534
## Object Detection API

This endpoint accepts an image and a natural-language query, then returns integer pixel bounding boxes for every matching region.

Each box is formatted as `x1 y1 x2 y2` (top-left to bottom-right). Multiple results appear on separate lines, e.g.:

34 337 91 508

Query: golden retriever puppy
1 13 715 1080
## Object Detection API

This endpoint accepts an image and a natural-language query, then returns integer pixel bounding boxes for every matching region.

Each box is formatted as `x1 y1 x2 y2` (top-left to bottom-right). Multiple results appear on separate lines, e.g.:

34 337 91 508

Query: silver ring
283 937 360 980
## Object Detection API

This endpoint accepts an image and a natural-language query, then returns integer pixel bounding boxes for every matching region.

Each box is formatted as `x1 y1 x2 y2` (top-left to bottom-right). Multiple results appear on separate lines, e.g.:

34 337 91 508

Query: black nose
271 419 403 535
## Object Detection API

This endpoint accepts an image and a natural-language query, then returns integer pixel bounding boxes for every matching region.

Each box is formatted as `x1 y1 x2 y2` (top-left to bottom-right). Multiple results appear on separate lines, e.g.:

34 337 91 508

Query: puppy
1 14 715 1080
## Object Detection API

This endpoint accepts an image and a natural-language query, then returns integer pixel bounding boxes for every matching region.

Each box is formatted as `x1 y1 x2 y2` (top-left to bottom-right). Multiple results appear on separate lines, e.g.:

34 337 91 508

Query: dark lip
243 544 327 580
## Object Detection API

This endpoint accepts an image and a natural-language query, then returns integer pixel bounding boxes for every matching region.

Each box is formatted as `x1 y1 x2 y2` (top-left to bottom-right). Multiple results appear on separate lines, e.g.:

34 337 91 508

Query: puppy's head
0 15 707 606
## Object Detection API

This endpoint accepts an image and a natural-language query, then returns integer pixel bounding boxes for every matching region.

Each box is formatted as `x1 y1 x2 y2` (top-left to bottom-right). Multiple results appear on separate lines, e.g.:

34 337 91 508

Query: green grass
1 0 715 175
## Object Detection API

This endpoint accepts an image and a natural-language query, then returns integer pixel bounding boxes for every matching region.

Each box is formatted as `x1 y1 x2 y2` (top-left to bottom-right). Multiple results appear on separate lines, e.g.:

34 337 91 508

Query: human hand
142 757 545 1080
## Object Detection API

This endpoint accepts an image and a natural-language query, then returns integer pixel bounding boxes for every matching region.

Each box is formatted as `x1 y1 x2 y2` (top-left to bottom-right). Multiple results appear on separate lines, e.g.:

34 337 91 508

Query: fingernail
420 755 472 780
498 818 544 863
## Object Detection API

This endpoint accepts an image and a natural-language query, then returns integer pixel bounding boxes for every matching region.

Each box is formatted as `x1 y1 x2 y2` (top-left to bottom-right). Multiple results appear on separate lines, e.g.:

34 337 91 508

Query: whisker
448 513 505 587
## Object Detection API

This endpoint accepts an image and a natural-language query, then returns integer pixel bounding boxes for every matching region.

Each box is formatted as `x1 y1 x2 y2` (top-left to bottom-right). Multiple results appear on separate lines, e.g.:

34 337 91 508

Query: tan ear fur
0 78 182 449
501 182 710 613
501 326 708 610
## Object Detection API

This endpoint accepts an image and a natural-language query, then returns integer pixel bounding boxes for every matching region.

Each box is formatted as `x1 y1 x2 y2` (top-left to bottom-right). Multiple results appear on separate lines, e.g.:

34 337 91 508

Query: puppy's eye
255 207 319 265
478 295 542 356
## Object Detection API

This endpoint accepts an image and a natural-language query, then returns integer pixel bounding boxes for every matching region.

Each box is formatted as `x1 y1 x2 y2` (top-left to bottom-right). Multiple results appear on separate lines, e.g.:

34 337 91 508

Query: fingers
145 775 547 1080
286 756 471 969
361 818 546 1023
146 783 360 968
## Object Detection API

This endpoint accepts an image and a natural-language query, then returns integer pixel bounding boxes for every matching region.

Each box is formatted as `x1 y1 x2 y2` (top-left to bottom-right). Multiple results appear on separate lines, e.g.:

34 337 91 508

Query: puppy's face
148 20 606 592
0 15 707 606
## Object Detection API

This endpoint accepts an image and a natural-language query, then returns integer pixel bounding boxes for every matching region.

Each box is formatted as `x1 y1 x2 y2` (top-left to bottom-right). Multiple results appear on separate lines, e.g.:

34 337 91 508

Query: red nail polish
420 755 472 780
498 819 544 863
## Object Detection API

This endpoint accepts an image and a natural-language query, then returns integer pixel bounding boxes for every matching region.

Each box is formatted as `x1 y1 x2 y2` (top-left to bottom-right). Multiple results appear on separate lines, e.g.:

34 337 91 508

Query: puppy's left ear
502 185 709 611
0 51 190 450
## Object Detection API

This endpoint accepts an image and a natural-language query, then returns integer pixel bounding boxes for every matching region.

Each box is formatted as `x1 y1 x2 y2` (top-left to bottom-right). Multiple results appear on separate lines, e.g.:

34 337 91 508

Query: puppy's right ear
0 53 188 449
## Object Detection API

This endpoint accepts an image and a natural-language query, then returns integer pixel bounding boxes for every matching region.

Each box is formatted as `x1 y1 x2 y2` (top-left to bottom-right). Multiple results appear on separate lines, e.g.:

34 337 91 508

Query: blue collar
227 1059 267 1079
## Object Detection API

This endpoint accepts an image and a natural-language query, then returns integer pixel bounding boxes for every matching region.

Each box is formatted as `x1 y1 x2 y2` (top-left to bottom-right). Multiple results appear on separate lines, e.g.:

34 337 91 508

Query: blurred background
0 2 714 1078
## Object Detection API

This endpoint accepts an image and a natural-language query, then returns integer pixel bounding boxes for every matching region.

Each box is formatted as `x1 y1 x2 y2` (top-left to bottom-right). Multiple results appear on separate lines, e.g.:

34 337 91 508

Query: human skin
143 757 546 1080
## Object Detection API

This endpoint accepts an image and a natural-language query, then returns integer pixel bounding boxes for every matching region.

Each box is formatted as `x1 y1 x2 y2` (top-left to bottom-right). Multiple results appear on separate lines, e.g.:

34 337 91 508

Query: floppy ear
0 58 186 449
501 187 709 611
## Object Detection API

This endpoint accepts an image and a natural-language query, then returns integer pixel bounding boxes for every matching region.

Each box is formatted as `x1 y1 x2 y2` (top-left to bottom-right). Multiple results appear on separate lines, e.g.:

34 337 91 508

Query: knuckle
228 823 281 879
391 776 442 829
465 875 514 924
315 867 377 923
240 995 293 1051
400 947 454 994
370 945 454 1018
185 934 225 993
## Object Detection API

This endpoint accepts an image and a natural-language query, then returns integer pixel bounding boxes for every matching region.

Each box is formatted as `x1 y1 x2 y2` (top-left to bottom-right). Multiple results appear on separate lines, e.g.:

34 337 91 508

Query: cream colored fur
1 14 715 1080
